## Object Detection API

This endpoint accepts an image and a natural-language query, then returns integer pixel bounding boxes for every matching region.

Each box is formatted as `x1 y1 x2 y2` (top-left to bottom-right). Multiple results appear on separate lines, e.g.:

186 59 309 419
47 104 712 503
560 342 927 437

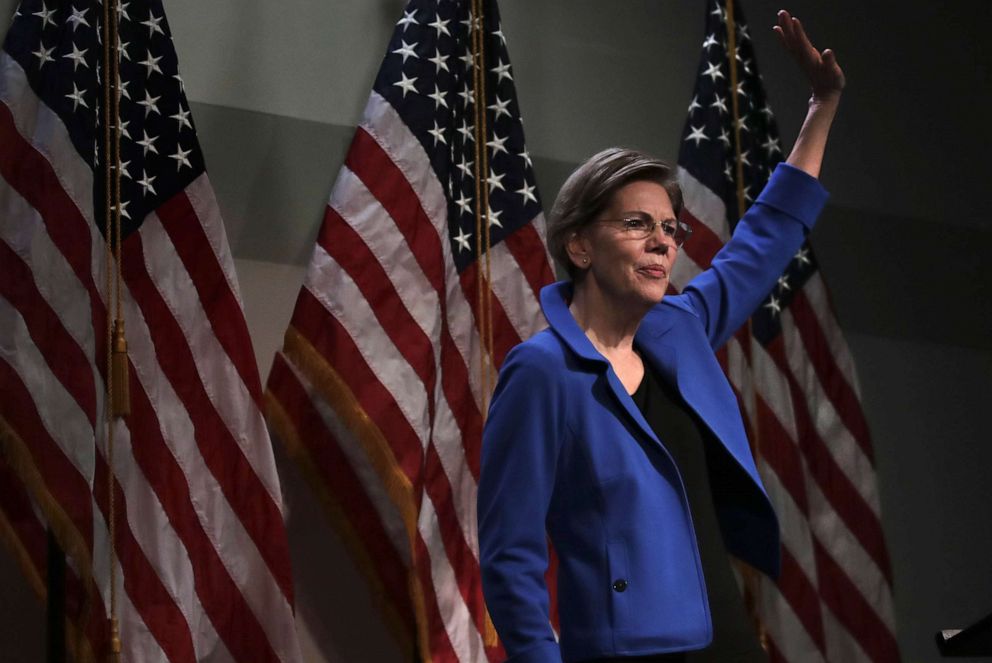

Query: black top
629 362 767 663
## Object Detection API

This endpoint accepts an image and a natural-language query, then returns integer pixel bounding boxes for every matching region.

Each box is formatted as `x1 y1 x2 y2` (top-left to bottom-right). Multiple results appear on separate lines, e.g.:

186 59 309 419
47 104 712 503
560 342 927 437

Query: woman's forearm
785 94 840 179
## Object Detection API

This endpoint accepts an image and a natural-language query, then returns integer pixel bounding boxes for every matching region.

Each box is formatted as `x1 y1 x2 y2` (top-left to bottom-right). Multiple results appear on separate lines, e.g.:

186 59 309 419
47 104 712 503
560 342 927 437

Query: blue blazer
477 164 828 663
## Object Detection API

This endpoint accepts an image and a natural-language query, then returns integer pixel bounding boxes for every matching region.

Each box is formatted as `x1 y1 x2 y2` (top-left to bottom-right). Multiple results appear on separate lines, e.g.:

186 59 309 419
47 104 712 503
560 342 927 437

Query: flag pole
101 0 127 660
724 0 769 652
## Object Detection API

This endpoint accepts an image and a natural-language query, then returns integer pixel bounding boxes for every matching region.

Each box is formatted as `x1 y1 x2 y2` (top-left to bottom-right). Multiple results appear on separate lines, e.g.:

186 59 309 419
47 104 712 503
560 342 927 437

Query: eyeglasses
597 216 693 248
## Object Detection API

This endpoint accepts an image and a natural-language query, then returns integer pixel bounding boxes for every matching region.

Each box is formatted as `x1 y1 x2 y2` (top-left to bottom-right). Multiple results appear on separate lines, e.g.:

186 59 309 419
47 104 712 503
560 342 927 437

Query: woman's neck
568 282 648 356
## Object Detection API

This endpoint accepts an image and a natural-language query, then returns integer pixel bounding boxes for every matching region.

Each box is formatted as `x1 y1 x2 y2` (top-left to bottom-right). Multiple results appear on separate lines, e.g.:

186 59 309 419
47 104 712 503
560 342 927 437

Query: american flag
673 2 900 662
263 0 553 660
0 1 301 661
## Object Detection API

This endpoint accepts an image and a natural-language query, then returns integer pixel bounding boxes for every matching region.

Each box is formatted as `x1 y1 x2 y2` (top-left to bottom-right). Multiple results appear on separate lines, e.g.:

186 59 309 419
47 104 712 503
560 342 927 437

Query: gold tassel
107 616 121 663
483 607 498 648
110 319 129 416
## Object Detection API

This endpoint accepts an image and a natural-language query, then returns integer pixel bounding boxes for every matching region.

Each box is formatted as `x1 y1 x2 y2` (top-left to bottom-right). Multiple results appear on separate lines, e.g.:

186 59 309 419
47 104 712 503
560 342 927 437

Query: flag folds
0 1 301 660
673 2 900 662
264 0 554 661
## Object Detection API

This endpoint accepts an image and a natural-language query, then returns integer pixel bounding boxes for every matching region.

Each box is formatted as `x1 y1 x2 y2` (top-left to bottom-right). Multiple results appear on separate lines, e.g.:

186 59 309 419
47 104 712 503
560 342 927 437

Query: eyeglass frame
594 214 693 248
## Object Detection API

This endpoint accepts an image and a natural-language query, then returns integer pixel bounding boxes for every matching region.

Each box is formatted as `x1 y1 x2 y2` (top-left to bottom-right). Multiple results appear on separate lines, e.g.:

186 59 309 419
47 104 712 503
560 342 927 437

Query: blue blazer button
612 579 628 592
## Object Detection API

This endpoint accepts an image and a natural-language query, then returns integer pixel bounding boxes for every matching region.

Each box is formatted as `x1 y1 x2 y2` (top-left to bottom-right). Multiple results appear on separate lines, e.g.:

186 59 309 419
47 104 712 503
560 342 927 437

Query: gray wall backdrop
1 1 990 662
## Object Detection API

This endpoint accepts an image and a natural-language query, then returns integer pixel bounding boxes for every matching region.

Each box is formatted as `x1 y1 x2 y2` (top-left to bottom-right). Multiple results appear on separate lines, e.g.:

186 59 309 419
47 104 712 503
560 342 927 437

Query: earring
582 257 589 264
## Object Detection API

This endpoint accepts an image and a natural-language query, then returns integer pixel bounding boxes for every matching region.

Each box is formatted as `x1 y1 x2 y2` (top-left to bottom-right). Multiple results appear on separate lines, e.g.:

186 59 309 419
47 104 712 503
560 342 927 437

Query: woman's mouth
637 265 668 279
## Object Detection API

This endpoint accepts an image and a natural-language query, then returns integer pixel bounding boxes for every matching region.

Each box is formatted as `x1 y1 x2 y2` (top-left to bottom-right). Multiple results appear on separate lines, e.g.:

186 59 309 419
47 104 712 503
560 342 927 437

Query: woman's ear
565 230 591 270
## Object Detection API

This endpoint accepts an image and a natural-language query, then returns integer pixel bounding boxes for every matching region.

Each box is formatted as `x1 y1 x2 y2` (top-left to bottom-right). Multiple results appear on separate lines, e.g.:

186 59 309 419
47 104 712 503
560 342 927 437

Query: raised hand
773 10 845 103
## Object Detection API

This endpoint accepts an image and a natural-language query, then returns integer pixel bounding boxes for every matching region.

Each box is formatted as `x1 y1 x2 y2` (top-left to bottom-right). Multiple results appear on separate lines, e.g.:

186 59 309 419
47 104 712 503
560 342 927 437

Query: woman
477 11 844 663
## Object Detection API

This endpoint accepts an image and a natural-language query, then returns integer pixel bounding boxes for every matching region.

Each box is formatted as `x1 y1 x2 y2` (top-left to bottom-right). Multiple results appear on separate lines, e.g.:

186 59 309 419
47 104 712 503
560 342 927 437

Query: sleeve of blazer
478 341 567 663
681 162 829 350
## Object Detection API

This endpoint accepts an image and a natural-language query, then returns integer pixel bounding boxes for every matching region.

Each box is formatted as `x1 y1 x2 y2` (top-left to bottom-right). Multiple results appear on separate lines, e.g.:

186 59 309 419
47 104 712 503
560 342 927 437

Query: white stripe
750 338 800 440
677 167 731 243
757 458 818 587
359 91 488 411
801 273 863 399
137 214 283 508
487 231 546 342
0 294 97 484
821 601 873 663
119 263 300 662
304 247 430 448
670 249 705 292
419 499 488 663
780 309 881 516
0 54 95 227
185 173 248 313
759 579 827 663
279 353 410 563
108 420 227 662
806 480 896 631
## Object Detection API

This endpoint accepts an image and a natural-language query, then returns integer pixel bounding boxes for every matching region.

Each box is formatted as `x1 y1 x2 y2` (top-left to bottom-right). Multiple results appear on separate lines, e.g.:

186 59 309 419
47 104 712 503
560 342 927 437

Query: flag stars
170 144 193 171
67 6 90 31
703 61 724 82
428 84 448 109
397 8 418 31
118 39 131 61
687 95 701 114
684 125 709 147
137 130 159 155
761 136 781 156
65 84 87 111
488 95 511 120
139 49 164 77
393 72 418 97
63 42 89 71
702 33 718 50
428 121 447 146
764 295 782 316
794 247 811 266
32 43 55 68
487 168 505 191
516 181 538 205
453 227 472 253
457 84 473 107
137 90 161 117
171 106 192 131
518 148 533 168
456 155 473 178
32 3 57 29
455 192 473 215
117 200 130 219
718 128 731 147
735 116 749 133
487 205 503 228
710 93 727 114
137 169 157 196
392 40 419 63
117 119 131 140
428 15 451 37
117 1 131 22
491 59 513 83
486 131 508 156
458 51 475 70
457 119 474 143
141 11 165 37
428 48 449 73
777 274 791 292
492 25 507 45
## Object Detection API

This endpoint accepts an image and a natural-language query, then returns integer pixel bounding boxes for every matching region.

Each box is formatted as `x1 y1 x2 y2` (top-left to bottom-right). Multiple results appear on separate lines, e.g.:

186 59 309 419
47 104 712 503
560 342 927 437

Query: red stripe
679 208 724 269
413 535 462 663
0 102 106 361
0 360 94 549
318 207 438 428
92 451 197 663
0 456 47 568
291 289 424 483
754 393 811 515
789 290 875 463
342 129 486 475
156 190 264 405
813 538 901 663
289 292 494 647
502 220 554 301
267 355 415 626
764 335 894 585
121 232 294 605
346 127 446 295
777 545 828 654
122 353 280 662
459 261 522 368
0 241 97 428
